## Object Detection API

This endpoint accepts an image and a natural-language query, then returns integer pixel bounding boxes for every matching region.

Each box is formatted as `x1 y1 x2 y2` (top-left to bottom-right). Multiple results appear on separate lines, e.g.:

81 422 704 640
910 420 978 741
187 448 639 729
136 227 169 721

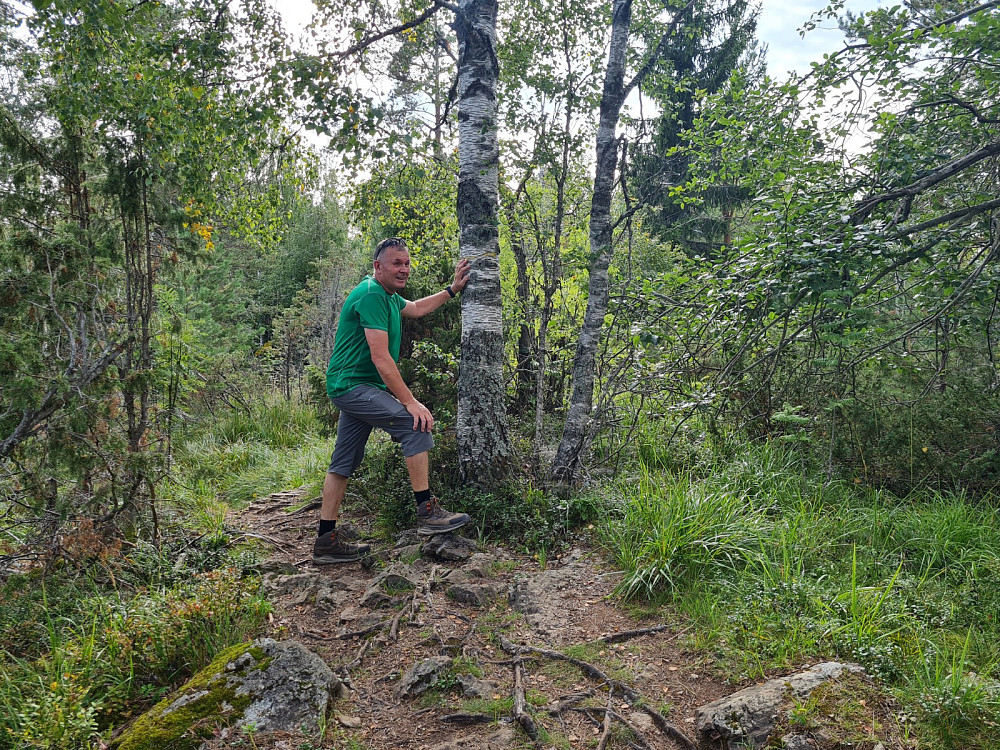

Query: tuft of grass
602 437 1000 747
601 471 768 599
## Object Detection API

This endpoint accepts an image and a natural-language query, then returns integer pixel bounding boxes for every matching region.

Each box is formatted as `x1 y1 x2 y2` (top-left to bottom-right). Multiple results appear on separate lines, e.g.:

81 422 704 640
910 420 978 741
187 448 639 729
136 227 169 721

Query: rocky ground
227 488 911 750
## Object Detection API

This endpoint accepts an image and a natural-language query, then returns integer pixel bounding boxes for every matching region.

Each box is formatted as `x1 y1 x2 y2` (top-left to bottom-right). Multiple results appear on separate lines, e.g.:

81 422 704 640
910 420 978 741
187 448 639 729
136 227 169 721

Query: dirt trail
232 488 728 750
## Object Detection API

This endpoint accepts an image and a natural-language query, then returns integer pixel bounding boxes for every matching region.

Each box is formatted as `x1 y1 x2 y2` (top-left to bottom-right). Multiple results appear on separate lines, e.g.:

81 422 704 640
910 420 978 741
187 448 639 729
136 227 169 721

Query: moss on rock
111 643 272 750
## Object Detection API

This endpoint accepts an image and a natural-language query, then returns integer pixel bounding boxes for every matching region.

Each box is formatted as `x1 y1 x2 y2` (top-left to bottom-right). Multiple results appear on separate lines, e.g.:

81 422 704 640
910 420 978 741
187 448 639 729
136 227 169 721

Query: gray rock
372 563 419 592
464 552 498 578
694 662 864 749
780 734 812 750
508 561 592 641
447 583 500 607
262 572 323 603
393 543 423 561
111 639 339 749
394 655 453 699
457 674 497 699
395 528 423 547
258 560 300 576
358 586 393 608
442 569 473 585
336 713 362 728
315 587 350 613
422 533 478 561
428 727 516 750
629 711 656 734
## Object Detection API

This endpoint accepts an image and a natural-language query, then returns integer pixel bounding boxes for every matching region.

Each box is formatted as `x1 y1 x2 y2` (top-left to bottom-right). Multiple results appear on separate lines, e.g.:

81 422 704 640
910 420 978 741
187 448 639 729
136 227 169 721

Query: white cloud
758 0 884 79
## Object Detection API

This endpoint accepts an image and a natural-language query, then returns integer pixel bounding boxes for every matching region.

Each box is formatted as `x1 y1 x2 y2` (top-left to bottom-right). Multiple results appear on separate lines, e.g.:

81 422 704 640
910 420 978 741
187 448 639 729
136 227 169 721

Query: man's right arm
364 328 434 432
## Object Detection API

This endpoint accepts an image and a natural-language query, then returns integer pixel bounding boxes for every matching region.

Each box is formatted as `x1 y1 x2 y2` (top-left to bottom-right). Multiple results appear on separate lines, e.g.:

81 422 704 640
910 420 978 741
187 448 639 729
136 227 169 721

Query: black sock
318 519 337 537
414 489 431 506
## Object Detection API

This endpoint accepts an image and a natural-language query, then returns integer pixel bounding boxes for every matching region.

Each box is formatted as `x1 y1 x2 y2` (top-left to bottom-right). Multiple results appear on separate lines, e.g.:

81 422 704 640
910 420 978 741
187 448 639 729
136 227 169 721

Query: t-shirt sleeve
356 291 390 331
394 295 408 314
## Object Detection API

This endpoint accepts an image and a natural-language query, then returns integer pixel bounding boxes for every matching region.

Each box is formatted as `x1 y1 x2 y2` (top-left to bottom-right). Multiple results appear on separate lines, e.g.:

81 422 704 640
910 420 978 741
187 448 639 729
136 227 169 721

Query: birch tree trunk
455 0 512 485
550 0 632 484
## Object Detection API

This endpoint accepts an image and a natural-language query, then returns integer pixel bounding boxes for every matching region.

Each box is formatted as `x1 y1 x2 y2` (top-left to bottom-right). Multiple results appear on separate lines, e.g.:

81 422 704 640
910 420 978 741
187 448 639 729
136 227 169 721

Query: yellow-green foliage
111 643 270 750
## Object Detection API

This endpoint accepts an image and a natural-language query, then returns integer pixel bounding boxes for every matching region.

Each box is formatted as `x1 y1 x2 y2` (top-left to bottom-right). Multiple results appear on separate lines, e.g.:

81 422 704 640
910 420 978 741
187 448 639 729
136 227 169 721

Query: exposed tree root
337 619 391 640
598 623 687 645
512 658 540 740
567 707 656 750
499 635 639 702
596 689 614 750
440 712 495 725
499 635 699 750
547 690 595 715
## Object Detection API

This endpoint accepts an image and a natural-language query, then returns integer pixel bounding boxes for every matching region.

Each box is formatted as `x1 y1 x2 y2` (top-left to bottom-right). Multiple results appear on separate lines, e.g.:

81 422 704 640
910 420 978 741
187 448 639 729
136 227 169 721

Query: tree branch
330 0 455 61
852 140 1000 223
623 0 698 97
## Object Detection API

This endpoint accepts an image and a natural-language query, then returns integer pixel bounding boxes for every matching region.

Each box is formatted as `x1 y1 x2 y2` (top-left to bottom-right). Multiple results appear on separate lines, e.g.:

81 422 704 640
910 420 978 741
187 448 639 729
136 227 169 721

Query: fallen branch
440 713 494 725
512 659 539 740
566 707 655 750
596 689 614 750
499 635 639 702
500 635 698 750
598 622 679 645
389 565 437 641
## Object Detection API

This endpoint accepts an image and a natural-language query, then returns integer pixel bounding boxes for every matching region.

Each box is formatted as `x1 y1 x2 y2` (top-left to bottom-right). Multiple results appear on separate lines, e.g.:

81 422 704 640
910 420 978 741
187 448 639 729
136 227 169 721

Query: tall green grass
163 397 331 534
600 438 1000 749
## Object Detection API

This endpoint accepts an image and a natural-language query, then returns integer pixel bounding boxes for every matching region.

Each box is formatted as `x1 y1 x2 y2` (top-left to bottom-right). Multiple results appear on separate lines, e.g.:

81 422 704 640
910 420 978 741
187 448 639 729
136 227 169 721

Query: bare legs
320 451 430 522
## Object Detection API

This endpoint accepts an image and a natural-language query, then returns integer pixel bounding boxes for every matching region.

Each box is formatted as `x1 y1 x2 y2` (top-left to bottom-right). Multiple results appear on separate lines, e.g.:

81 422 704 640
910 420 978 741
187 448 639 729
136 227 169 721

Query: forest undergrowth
2 399 999 749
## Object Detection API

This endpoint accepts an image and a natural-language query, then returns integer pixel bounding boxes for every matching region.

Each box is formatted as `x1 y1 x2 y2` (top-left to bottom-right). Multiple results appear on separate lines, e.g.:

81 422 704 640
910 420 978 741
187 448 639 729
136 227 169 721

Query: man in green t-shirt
314 237 472 564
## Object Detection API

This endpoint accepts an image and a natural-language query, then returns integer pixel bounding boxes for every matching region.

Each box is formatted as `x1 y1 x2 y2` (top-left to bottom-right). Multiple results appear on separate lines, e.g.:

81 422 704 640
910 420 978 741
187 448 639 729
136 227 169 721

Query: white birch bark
455 0 512 485
550 0 633 484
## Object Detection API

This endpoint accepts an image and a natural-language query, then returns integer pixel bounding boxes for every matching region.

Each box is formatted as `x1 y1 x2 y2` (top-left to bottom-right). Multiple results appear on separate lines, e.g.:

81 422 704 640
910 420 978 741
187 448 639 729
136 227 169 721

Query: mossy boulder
112 638 339 750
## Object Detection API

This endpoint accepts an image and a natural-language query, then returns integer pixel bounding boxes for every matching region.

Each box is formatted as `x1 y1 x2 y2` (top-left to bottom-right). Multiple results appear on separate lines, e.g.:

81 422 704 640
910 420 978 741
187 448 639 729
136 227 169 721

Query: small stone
336 713 362 728
358 587 392 608
447 583 500 607
782 734 814 750
395 655 453 699
629 711 655 733
457 674 497 699
422 534 478 562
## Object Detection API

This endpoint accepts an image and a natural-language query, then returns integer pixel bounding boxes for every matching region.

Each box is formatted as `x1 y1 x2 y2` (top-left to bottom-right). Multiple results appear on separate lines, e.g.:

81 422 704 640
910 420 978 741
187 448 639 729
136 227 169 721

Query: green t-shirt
326 276 408 399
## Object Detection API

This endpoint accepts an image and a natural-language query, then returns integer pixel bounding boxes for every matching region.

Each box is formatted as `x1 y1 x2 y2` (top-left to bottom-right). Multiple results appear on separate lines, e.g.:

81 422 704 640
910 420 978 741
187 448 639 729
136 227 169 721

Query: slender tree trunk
550 0 632 484
455 0 511 485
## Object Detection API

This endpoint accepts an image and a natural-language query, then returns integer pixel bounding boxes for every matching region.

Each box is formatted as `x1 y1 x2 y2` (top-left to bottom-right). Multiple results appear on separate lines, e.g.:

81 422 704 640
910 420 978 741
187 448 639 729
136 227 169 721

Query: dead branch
499 635 639 702
566 707 656 750
598 622 679 645
440 713 494 724
597 689 614 750
512 658 540 740
548 690 595 715
500 635 699 749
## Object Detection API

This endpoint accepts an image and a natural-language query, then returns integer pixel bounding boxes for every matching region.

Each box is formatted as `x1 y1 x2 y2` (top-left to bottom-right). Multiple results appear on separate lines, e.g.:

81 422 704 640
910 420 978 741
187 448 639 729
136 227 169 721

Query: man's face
373 246 411 293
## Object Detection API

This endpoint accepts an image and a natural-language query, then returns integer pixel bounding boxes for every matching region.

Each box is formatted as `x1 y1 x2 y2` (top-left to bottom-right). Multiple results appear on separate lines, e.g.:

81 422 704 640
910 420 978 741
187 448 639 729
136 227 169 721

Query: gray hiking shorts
327 384 434 477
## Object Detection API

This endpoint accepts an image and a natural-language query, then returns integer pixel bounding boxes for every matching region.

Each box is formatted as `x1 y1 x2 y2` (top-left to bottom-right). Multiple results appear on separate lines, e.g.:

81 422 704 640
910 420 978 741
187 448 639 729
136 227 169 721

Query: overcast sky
274 0 886 80
757 0 883 78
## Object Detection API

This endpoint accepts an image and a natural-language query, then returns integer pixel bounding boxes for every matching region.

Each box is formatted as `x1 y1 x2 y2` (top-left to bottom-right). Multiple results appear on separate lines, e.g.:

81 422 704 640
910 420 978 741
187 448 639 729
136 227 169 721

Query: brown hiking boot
415 497 471 536
313 530 370 564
